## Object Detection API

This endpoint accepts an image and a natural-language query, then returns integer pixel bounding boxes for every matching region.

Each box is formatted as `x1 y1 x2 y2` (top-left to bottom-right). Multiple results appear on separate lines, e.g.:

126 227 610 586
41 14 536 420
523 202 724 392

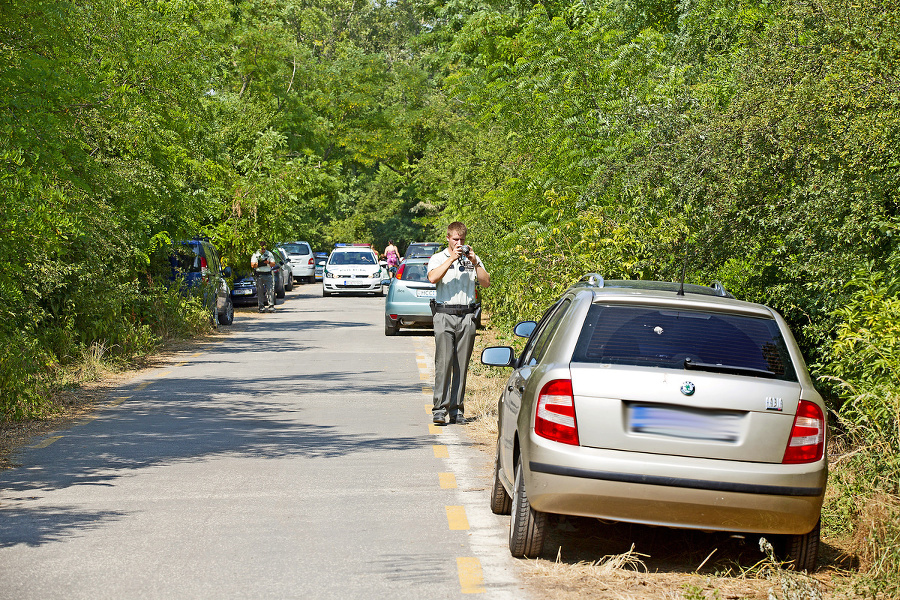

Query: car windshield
329 252 376 265
572 305 798 382
282 243 310 255
400 263 429 282
405 244 441 259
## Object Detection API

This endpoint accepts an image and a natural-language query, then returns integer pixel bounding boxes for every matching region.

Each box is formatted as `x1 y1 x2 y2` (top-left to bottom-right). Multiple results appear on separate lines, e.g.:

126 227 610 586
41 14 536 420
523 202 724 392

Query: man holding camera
251 241 277 313
427 222 491 425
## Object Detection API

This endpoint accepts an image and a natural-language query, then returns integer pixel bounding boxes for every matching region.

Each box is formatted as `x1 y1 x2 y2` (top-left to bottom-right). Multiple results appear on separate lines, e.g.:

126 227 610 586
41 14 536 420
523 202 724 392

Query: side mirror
514 321 537 338
223 266 233 277
481 346 515 367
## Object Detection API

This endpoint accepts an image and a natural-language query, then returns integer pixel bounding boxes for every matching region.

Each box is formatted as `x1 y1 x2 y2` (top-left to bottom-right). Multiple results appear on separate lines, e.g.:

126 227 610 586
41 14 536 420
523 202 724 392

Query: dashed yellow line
133 381 151 391
32 436 62 449
422 386 433 395
108 396 129 407
157 370 171 377
439 472 457 489
191 352 201 357
429 423 444 434
433 445 449 458
446 506 469 530
419 372 430 381
457 557 486 594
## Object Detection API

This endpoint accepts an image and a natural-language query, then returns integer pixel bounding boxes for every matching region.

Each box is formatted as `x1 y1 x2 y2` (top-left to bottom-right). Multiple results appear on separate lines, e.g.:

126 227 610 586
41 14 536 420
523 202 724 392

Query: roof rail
578 273 604 287
710 281 735 299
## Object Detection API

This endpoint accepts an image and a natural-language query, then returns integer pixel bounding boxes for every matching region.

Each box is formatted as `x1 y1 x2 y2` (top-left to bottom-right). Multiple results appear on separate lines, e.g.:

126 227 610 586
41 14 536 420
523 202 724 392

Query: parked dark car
169 239 234 326
403 242 442 262
230 267 285 306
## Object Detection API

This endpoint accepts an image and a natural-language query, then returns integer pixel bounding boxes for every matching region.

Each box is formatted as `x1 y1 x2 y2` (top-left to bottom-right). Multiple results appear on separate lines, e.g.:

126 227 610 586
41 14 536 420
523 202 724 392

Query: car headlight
325 270 334 278
371 271 381 278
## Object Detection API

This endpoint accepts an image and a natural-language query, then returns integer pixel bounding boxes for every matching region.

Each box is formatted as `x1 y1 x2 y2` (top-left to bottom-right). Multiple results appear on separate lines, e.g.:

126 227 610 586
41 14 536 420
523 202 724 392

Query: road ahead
0 286 526 599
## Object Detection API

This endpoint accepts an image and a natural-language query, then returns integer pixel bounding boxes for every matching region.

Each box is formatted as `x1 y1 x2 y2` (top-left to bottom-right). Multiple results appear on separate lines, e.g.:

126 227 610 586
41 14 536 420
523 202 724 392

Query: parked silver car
481 276 827 570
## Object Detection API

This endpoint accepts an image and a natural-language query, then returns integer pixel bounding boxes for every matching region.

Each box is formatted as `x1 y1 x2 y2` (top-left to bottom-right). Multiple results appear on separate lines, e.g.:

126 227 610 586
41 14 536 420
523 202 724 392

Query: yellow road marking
422 387 433 395
446 506 469 530
175 361 187 367
439 472 457 489
157 370 171 377
419 372 430 380
32 436 62 449
134 382 151 391
429 423 444 434
457 557 486 594
108 396 129 407
425 404 432 414
433 445 449 458
191 352 201 357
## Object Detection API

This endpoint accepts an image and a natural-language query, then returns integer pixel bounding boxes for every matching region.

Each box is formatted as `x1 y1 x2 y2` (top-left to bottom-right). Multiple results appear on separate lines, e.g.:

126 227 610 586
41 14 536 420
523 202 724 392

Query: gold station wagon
481 276 827 570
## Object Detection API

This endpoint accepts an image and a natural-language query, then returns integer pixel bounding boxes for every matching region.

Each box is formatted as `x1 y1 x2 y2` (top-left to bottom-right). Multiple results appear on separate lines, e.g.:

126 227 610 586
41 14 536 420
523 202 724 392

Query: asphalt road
0 285 527 599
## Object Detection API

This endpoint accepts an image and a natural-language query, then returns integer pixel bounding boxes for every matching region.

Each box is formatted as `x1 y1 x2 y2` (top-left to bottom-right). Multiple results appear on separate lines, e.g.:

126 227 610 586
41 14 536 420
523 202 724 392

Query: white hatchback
322 245 385 296
280 241 315 283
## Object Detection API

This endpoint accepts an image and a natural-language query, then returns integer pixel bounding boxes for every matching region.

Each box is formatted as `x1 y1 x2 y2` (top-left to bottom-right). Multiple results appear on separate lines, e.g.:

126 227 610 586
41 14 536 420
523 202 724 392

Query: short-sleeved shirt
428 249 484 305
252 250 274 273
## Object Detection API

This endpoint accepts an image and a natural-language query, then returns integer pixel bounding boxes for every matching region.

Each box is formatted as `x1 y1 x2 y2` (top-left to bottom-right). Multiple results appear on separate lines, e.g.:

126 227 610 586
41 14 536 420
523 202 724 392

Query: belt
430 300 479 316
255 270 273 275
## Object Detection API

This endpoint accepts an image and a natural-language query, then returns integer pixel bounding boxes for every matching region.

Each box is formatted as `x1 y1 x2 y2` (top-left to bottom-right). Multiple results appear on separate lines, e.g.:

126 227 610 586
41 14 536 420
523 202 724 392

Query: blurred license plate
628 404 740 442
235 289 252 295
416 289 436 298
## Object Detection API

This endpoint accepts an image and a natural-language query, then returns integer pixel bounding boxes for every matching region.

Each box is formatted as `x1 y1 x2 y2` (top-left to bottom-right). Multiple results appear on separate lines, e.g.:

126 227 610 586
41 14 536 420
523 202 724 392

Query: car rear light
200 256 209 281
535 379 579 446
396 264 406 279
308 257 314 265
782 400 825 463
389 314 398 319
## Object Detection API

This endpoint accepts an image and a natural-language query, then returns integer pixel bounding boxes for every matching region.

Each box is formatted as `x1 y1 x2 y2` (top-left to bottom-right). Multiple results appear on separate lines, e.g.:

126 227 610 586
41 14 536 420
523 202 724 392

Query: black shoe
450 415 466 425
258 308 266 313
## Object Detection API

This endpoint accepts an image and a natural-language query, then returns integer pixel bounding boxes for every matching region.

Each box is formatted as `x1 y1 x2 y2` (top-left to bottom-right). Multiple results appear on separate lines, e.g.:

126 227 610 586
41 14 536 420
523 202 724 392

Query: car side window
520 298 571 367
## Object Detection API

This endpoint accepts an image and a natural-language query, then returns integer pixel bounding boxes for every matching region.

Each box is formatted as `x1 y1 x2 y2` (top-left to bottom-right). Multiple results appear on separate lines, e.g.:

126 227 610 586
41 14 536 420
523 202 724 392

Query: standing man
251 241 277 313
427 222 490 425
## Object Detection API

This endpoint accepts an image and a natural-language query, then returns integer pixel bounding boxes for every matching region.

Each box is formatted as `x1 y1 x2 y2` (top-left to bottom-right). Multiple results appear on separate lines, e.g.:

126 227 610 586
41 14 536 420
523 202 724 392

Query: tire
285 276 293 291
323 289 331 297
781 519 820 572
375 288 384 297
218 298 234 326
490 439 512 515
509 455 547 557
276 279 286 299
385 320 399 336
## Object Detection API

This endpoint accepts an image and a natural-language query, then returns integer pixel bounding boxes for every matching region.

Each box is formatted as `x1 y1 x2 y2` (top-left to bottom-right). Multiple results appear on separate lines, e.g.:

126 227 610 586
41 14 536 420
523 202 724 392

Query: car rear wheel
285 276 293 291
509 455 546 557
218 298 234 326
490 439 512 515
781 519 820 572
276 279 286 299
385 320 399 336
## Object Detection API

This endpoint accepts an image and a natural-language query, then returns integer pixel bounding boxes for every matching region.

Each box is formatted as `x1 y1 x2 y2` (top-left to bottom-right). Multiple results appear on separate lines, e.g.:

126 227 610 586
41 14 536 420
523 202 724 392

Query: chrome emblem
680 381 696 396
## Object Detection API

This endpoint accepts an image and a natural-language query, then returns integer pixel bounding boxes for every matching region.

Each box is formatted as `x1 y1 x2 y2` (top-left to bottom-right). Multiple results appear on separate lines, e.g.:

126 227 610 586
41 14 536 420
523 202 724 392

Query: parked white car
322 244 385 297
279 241 315 283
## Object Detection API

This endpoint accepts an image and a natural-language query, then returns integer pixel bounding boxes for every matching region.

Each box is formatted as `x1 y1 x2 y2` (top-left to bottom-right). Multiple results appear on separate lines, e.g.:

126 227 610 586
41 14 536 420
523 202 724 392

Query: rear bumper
522 436 826 535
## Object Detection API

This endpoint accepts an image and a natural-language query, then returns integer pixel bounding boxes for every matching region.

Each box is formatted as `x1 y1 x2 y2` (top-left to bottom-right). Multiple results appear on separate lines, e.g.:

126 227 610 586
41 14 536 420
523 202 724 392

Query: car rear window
174 244 201 273
572 305 797 382
405 244 441 259
401 263 429 282
282 243 311 255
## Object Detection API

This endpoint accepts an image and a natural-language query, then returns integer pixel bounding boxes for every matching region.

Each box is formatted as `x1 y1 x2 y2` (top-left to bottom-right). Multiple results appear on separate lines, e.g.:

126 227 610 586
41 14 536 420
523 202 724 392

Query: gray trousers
432 311 477 419
256 272 274 308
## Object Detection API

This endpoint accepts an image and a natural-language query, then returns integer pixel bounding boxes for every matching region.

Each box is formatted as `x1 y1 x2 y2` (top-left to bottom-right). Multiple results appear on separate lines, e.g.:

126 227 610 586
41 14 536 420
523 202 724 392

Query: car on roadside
314 252 328 281
481 275 827 570
322 244 384 297
403 242 442 262
169 239 234 326
384 258 436 335
280 241 315 283
230 250 287 306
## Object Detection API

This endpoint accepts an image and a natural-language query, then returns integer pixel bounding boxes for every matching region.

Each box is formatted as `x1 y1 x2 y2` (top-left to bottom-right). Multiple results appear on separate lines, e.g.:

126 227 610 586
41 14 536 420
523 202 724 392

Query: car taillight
535 379 579 446
308 257 314 265
782 400 825 464
396 264 406 279
200 256 209 282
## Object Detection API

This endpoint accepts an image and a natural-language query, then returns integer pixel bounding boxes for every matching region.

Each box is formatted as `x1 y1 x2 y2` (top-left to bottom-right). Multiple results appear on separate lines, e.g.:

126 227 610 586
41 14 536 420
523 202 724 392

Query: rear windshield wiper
683 358 777 379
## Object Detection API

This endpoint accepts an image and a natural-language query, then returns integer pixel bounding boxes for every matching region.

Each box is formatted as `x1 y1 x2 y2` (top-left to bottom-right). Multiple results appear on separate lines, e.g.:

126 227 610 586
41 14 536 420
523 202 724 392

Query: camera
457 244 471 257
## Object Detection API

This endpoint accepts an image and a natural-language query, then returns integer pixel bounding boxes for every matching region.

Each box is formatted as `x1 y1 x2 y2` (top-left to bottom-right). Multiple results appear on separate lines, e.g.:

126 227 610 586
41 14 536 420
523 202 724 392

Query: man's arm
428 251 458 284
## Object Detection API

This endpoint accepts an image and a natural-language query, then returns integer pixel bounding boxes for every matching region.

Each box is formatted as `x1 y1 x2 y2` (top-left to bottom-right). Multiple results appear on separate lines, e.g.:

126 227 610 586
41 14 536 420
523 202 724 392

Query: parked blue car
169 239 234 326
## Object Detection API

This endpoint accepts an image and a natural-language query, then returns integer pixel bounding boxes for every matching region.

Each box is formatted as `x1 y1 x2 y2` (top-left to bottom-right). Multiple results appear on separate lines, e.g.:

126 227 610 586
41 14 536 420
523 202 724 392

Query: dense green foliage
2 0 899 588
